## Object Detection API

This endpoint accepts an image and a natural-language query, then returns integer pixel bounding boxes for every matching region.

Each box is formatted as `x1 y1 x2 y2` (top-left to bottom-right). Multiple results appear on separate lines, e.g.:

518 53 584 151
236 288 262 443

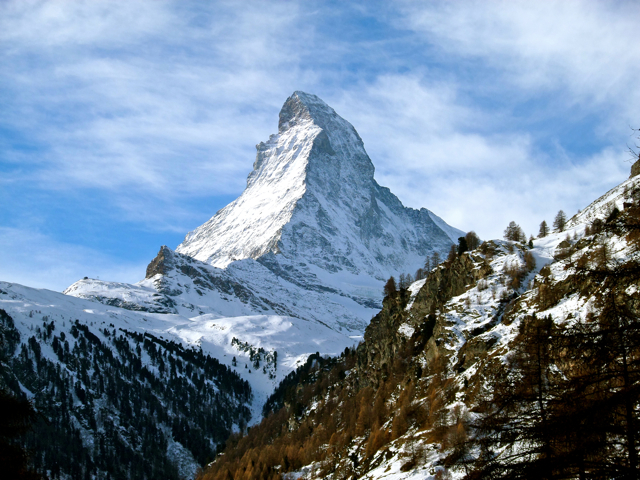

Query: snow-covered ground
1 281 356 423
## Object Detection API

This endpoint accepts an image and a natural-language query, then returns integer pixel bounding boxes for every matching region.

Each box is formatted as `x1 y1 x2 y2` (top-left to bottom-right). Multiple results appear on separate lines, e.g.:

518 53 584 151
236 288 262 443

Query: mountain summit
176 91 462 280
67 91 463 333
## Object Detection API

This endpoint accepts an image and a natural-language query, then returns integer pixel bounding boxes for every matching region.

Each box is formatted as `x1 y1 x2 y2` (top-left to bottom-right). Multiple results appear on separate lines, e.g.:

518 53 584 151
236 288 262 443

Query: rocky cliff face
67 92 463 334
358 249 494 385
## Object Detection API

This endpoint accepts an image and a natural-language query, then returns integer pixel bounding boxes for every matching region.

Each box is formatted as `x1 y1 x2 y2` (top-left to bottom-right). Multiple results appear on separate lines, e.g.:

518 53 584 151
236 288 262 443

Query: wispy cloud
0 1 309 201
399 1 640 125
1 0 638 289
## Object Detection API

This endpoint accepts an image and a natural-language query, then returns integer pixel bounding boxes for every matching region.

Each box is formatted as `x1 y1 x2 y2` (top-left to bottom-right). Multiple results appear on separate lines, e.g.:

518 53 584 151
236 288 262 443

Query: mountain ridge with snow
66 91 464 334
177 92 462 279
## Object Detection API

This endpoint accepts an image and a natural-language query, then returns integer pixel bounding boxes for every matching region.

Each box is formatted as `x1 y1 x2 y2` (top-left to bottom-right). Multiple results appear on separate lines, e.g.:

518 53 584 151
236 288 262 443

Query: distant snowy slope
3 281 354 425
0 282 250 478
66 245 377 332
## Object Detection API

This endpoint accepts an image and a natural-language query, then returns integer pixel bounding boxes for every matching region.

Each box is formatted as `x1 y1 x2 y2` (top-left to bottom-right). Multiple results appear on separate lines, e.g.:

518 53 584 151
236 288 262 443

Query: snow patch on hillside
2 281 354 424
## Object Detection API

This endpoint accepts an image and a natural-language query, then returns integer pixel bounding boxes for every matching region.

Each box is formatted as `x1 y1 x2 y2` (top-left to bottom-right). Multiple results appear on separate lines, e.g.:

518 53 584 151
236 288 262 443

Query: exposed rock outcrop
631 154 640 178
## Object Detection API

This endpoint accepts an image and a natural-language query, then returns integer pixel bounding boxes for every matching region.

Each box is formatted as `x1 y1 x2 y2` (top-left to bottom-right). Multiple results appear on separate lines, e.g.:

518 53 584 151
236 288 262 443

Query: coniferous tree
383 276 397 298
0 391 40 480
553 210 567 232
539 220 549 238
430 252 441 270
457 237 469 255
466 315 560 479
465 231 481 251
447 245 458 263
553 264 640 479
424 255 432 271
398 273 413 291
504 221 525 242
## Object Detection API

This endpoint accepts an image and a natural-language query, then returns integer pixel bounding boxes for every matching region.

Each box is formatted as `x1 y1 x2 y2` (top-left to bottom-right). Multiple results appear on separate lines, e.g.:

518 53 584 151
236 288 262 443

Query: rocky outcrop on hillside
358 250 494 387
198 173 640 480
631 154 640 178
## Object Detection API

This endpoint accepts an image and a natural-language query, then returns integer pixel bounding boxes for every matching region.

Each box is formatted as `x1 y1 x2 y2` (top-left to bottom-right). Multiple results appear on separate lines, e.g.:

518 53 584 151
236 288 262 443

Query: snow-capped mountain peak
67 91 463 337
176 91 462 281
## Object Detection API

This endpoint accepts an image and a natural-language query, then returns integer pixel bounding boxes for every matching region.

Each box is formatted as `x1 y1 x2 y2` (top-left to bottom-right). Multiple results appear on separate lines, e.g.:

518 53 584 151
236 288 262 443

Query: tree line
386 231 481 296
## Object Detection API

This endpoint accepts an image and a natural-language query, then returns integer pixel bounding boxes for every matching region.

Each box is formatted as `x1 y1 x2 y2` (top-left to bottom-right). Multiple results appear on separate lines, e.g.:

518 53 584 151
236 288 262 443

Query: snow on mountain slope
175 91 462 302
66 245 377 332
167 313 357 422
568 173 640 227
2 281 355 424
66 91 463 334
177 91 461 278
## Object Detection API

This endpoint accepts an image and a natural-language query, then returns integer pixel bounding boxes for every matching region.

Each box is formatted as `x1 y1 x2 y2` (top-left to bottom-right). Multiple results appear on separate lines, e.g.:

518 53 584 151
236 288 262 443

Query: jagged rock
145 245 174 278
631 155 640 178
357 250 493 384
66 92 464 334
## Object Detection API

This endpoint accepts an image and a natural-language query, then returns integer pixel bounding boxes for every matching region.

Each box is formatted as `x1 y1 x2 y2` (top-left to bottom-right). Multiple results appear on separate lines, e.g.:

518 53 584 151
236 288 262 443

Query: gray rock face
68 92 465 334
177 91 463 282
631 155 640 178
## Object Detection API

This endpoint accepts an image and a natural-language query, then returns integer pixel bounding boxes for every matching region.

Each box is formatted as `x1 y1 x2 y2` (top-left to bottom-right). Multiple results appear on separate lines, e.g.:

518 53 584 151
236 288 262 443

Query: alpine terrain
198 160 640 480
65 91 463 334
1 92 465 479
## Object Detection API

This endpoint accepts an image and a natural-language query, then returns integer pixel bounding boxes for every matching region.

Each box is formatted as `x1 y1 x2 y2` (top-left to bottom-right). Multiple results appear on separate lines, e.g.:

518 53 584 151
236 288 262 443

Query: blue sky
1 0 639 291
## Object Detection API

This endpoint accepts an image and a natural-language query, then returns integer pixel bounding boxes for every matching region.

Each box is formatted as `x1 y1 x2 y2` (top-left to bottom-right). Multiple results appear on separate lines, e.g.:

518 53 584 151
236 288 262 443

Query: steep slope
66 92 462 335
0 280 357 479
198 173 640 479
0 283 252 480
177 91 461 276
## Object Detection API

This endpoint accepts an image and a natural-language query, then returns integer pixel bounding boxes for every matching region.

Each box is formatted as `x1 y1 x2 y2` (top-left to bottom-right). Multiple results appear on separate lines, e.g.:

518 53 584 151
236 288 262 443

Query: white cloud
399 0 640 126
0 0 309 205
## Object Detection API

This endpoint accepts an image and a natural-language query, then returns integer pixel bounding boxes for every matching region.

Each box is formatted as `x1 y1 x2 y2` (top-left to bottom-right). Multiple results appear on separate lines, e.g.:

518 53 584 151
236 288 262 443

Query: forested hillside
0 303 251 480
198 174 640 479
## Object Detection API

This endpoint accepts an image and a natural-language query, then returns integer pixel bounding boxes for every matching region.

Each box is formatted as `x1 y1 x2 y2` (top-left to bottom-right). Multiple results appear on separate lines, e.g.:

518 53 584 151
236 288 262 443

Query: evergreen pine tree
504 221 525 242
465 231 481 251
457 237 469 255
538 220 549 238
553 210 567 232
383 276 397 298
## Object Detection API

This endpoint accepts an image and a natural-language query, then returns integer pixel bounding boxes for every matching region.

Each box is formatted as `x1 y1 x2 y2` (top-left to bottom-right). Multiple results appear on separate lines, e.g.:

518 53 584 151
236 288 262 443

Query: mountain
1 91 468 479
198 168 640 479
176 91 461 274
0 283 252 479
66 91 463 334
